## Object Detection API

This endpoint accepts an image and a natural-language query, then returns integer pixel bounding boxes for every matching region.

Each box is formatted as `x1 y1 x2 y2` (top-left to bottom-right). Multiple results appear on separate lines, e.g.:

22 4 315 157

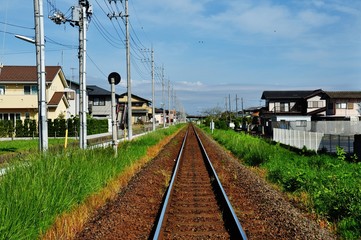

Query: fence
273 128 354 154
284 120 361 135
273 128 324 152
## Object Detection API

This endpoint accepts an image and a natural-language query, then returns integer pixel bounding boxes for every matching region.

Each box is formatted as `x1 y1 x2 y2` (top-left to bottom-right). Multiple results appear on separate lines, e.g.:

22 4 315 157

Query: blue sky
1 0 361 114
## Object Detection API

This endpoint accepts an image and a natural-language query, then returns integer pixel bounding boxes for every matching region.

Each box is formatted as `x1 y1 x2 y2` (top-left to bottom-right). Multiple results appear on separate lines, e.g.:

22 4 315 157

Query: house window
67 92 75 100
93 97 105 106
308 101 324 108
0 113 20 120
336 102 347 109
24 85 38 95
0 85 5 95
275 102 289 112
132 102 143 107
347 102 353 109
25 112 30 119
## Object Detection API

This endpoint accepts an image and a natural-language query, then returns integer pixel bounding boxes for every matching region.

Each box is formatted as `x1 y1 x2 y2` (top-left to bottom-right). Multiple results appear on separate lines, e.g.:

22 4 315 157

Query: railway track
152 125 247 239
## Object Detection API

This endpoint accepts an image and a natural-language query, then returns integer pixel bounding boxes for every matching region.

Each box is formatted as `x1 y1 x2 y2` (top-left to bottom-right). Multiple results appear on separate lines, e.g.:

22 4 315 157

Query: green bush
205 127 361 239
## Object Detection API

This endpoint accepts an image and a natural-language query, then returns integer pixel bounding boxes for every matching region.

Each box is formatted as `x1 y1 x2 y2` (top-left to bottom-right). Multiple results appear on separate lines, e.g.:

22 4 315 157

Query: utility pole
78 1 89 149
168 79 171 125
124 0 132 139
241 97 244 118
235 94 239 117
229 94 231 123
151 47 155 131
106 0 131 138
49 0 92 149
34 0 48 151
171 86 174 124
162 66 165 128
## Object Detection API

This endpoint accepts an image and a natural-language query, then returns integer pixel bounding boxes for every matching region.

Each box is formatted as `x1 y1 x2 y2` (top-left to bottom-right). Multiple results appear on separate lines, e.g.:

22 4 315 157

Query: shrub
204 127 361 239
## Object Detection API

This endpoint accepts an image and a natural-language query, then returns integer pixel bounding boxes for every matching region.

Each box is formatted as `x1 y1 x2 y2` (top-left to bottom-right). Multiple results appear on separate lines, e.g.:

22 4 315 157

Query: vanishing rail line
152 125 247 239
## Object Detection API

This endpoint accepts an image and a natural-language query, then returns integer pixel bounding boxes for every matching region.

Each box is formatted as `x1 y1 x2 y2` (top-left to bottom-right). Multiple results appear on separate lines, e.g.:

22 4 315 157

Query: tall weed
0 124 184 239
205 127 361 239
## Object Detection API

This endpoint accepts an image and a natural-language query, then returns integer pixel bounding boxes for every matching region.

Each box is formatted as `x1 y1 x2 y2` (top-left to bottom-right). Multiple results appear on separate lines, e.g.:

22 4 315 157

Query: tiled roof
48 92 64 107
261 90 322 100
88 85 119 97
323 91 361 99
119 92 151 103
0 65 61 82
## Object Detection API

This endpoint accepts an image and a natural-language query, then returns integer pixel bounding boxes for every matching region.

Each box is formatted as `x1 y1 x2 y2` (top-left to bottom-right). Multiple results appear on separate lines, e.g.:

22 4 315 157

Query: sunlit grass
204 127 361 239
0 124 185 239
0 138 75 155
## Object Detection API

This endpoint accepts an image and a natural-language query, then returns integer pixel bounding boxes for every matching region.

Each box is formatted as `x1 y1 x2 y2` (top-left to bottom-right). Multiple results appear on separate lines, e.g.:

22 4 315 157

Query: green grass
0 138 73 155
204 127 361 240
0 124 184 239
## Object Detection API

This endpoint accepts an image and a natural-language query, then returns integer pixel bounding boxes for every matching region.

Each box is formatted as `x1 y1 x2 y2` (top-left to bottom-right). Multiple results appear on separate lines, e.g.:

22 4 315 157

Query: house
260 89 326 131
65 79 80 118
0 65 69 121
118 93 151 124
320 91 361 121
261 89 325 119
87 85 118 119
260 89 361 135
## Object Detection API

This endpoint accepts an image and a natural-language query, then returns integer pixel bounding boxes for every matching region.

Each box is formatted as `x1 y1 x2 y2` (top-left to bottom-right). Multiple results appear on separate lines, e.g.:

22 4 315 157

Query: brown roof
0 65 61 83
48 92 64 107
323 91 361 99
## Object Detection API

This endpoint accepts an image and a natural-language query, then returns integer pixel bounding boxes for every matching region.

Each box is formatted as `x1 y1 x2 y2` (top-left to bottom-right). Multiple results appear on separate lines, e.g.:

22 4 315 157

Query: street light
16 0 48 152
34 0 48 152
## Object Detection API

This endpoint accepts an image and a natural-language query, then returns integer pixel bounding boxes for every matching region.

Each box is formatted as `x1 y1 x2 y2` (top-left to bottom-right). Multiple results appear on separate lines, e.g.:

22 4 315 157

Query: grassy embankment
205 128 361 240
0 124 184 240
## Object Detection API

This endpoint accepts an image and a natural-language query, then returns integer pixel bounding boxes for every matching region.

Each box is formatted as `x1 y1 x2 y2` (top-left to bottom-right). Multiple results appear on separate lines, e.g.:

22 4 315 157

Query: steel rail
193 125 248 240
152 125 247 239
152 128 189 239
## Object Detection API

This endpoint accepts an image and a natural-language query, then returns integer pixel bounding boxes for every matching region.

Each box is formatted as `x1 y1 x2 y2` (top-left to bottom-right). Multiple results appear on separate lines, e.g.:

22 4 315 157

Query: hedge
0 118 108 138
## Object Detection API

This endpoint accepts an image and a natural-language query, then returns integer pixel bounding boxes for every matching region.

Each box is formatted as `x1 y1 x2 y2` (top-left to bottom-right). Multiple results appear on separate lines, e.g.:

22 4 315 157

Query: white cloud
298 10 338 27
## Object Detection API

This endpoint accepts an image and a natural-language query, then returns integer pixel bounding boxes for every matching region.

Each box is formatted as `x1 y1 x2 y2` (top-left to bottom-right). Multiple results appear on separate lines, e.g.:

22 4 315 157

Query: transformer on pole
49 0 92 149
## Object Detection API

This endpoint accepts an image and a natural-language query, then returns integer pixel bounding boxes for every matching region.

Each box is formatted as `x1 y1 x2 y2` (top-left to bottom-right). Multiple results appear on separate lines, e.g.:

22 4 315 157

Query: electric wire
0 21 34 30
92 13 123 48
87 53 108 78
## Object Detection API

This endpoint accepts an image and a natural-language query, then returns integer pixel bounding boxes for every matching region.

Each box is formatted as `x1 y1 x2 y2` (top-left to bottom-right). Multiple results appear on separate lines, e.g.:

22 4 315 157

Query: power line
87 53 107 78
0 21 34 30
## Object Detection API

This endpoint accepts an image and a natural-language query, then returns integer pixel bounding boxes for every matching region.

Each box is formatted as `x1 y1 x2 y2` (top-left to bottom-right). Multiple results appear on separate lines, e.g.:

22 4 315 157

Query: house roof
322 91 361 99
261 89 323 100
87 85 119 98
66 79 80 87
119 92 151 103
48 92 69 108
48 92 64 105
0 65 62 83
